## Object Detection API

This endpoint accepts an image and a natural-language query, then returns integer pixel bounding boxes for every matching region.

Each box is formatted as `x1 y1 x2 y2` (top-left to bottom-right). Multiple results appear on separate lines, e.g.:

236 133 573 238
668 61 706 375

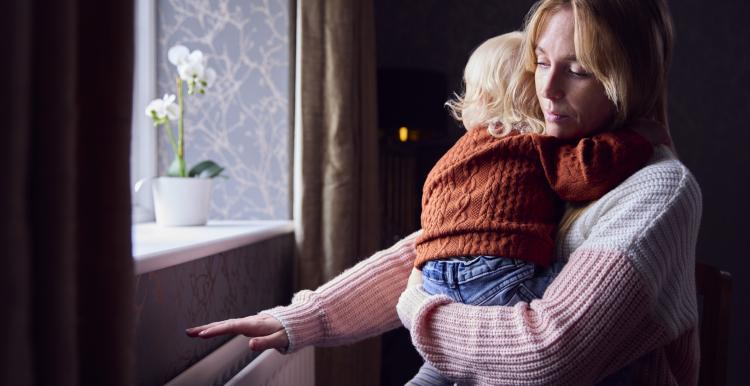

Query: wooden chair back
695 262 732 386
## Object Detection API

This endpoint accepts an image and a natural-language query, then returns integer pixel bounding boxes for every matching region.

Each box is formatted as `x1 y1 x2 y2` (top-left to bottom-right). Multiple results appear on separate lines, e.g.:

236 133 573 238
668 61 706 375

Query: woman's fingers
186 315 288 352
248 329 289 351
197 318 248 338
185 320 230 337
186 314 284 339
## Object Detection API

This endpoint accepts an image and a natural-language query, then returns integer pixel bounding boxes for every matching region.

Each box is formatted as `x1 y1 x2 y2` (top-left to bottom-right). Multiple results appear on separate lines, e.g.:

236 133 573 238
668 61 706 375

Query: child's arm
532 129 653 202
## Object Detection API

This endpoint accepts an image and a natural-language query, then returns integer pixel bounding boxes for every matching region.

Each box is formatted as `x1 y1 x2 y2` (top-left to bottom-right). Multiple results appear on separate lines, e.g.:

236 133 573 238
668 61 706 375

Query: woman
188 0 700 384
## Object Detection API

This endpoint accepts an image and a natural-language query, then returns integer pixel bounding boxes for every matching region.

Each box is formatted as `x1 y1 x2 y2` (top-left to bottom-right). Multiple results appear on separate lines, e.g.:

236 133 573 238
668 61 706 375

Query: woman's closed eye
534 52 550 68
534 60 590 78
568 64 591 77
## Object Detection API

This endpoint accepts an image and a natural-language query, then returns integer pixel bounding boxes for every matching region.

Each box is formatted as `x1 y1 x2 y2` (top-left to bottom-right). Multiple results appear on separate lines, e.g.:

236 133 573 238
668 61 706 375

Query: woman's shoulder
557 146 701 343
616 145 701 204
566 145 702 255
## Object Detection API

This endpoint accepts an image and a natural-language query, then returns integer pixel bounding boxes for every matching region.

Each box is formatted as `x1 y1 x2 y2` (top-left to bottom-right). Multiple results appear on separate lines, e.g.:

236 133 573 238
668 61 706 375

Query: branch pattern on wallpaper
157 0 290 220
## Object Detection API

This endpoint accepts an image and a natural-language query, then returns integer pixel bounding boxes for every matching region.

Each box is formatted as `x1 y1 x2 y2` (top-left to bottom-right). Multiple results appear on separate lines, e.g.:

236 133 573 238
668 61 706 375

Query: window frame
130 0 158 223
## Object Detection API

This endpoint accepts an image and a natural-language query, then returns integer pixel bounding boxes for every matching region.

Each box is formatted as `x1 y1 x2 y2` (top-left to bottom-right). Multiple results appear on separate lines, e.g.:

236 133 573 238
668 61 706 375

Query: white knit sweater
263 146 702 385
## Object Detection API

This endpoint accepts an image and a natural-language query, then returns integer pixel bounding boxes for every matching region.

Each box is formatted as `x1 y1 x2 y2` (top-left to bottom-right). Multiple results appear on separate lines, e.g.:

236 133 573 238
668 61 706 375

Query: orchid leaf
189 160 225 178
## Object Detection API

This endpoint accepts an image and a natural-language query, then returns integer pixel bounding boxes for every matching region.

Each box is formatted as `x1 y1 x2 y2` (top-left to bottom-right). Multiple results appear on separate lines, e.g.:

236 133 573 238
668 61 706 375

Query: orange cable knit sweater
415 126 652 267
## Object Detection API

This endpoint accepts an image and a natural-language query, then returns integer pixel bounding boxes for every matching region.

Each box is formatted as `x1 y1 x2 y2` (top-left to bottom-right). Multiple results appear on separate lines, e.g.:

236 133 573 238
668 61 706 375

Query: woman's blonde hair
446 31 531 137
510 0 675 235
508 0 674 134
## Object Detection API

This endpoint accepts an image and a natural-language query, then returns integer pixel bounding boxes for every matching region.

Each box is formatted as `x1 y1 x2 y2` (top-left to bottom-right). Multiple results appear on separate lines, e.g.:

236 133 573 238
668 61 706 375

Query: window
131 0 158 223
130 0 291 223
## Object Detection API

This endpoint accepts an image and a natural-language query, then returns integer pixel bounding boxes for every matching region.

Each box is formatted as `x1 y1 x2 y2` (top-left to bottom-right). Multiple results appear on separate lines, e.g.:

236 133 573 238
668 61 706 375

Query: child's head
446 31 524 135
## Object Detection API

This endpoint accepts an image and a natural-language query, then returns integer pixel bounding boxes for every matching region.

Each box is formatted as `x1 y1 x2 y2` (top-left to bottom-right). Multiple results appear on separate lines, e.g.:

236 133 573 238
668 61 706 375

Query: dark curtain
293 0 382 384
2 0 134 385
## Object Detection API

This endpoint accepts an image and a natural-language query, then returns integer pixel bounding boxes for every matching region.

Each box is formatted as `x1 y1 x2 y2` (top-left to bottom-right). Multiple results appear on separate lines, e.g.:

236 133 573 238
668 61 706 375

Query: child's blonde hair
446 31 527 137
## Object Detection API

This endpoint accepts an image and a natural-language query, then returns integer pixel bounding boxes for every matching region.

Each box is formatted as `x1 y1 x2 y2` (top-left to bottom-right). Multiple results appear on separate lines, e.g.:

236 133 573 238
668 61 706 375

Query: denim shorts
421 256 563 306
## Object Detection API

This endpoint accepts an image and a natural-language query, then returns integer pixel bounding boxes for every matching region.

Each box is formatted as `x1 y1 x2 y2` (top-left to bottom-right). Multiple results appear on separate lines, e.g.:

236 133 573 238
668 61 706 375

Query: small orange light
398 126 408 142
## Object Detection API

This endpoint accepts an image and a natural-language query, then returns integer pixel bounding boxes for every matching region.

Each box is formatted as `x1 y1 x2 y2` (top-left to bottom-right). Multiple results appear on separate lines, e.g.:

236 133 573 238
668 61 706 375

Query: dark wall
375 1 749 384
668 2 750 384
376 0 537 136
376 0 535 92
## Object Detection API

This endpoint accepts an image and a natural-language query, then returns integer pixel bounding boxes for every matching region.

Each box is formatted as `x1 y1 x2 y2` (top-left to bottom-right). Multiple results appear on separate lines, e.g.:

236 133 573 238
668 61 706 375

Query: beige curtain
293 0 382 384
1 0 134 384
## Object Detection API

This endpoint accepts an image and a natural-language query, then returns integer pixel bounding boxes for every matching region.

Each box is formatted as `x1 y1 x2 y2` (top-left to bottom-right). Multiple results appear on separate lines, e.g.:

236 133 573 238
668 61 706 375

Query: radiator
166 336 315 386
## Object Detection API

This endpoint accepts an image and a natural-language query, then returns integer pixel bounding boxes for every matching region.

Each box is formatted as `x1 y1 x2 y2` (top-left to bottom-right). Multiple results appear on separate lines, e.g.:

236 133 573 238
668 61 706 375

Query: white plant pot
152 177 213 226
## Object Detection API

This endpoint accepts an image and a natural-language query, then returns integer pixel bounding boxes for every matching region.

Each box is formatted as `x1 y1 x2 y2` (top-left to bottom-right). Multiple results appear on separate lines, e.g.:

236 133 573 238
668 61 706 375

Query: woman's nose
539 69 564 100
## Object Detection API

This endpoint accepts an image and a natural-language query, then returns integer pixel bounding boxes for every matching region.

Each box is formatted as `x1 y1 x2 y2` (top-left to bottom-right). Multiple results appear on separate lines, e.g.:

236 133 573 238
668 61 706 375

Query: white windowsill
132 220 295 275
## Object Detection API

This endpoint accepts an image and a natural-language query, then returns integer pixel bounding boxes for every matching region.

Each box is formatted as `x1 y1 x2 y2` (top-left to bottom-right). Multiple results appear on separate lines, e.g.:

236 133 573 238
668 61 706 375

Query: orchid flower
167 45 190 66
145 94 178 123
168 45 216 94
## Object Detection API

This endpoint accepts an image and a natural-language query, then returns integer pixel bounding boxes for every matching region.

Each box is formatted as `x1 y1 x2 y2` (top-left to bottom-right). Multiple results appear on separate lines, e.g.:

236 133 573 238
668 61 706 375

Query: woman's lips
544 111 569 123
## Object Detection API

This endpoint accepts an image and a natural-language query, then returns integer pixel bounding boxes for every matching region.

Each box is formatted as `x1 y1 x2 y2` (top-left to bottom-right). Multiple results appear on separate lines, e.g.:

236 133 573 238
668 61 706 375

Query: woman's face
534 6 615 139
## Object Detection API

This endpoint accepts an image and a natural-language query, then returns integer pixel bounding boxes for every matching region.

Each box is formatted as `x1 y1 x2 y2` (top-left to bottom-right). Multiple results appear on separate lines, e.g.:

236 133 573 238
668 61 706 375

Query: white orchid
145 94 178 123
202 67 217 87
167 44 216 94
178 57 204 81
145 44 224 178
167 45 190 66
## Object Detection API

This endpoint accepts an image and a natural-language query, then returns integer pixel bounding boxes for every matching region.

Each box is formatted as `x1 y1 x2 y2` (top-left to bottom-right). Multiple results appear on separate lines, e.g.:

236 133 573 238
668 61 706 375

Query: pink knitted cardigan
262 146 701 385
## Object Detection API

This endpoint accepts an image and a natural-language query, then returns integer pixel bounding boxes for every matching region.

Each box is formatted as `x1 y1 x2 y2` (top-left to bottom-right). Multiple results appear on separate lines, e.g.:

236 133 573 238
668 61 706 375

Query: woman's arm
399 248 656 385
259 230 420 353
398 155 701 385
188 231 420 352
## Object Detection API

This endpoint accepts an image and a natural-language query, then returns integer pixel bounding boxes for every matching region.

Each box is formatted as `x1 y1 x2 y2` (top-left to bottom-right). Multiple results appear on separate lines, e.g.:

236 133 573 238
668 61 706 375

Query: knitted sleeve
533 129 653 202
260 230 420 353
397 158 701 385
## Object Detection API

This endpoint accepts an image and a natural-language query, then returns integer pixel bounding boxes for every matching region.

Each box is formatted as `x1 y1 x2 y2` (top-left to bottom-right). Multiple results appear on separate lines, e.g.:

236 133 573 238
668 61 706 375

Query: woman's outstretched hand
185 314 288 352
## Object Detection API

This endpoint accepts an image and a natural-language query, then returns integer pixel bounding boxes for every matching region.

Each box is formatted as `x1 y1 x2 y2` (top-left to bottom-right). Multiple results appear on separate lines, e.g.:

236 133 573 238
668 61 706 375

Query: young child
407 32 654 386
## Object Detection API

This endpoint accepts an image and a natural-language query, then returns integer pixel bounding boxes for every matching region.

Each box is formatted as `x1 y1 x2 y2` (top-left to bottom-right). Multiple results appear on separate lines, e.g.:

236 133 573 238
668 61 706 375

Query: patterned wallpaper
157 0 290 220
